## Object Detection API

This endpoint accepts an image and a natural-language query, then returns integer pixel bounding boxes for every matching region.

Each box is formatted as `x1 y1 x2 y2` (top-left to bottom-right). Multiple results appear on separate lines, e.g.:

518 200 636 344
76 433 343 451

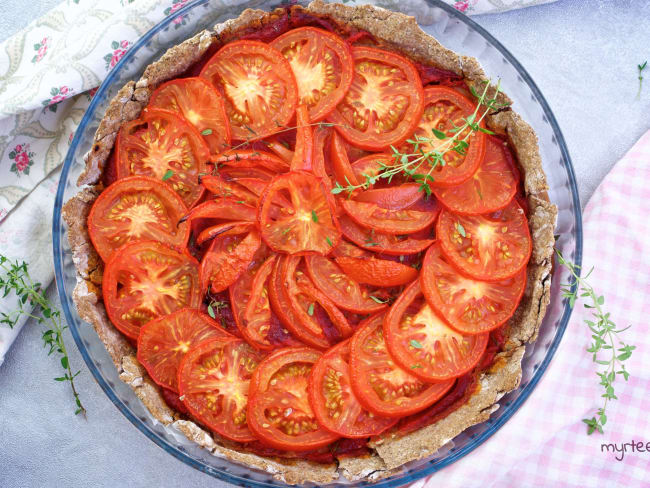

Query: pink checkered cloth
412 130 650 487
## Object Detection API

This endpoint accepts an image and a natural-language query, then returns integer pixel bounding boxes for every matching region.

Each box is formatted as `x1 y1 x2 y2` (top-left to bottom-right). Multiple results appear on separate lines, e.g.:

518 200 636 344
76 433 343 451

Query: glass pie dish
52 0 582 486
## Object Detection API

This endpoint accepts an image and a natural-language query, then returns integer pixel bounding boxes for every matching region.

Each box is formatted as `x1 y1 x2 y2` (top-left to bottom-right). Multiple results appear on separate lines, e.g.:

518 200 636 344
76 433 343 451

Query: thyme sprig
556 250 634 435
0 255 86 416
637 61 647 100
331 79 508 197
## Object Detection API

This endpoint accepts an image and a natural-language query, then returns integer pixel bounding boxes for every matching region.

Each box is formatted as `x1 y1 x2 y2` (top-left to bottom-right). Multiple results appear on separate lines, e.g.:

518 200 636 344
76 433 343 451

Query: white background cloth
1 0 649 487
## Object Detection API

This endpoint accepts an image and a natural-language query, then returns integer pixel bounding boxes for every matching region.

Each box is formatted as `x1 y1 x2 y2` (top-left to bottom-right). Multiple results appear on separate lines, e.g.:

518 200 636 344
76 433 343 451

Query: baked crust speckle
63 1 557 484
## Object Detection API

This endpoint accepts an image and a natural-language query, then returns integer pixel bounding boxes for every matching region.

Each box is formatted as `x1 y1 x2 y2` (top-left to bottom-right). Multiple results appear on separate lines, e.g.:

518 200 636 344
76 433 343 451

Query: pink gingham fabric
413 130 650 487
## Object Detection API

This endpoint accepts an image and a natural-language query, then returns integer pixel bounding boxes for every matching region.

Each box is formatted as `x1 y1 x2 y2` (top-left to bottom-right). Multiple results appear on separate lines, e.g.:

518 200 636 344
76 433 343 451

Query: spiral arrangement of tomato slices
89 26 532 454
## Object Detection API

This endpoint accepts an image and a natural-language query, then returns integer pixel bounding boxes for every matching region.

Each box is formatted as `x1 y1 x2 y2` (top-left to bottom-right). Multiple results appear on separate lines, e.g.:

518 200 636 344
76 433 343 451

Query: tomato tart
63 1 557 484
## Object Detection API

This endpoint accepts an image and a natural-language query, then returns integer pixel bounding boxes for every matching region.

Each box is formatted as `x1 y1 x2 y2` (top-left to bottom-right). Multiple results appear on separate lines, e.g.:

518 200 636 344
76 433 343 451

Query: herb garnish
311 210 319 223
637 61 647 100
0 255 86 416
326 236 333 247
409 339 423 349
201 128 213 136
162 169 174 181
455 222 466 238
207 299 228 328
369 295 387 304
556 250 634 435
307 303 315 316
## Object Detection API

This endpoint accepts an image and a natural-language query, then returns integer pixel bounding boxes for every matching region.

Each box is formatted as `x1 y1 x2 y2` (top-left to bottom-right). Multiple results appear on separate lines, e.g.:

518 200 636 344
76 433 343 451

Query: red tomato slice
214 150 289 173
196 221 254 247
258 171 341 255
338 214 434 255
305 254 387 314
328 46 424 150
181 198 257 225
137 308 232 392
148 77 231 157
349 313 454 417
331 131 360 187
408 86 486 188
351 153 393 184
354 183 423 210
230 254 302 350
87 176 189 262
201 174 259 207
433 135 518 214
103 240 201 339
115 108 209 208
178 337 264 442
312 126 334 191
200 227 261 294
290 105 314 171
437 200 532 281
265 139 294 163
271 27 354 122
383 280 488 381
309 340 397 438
421 242 526 334
200 40 298 141
340 199 436 235
335 256 418 287
247 347 340 451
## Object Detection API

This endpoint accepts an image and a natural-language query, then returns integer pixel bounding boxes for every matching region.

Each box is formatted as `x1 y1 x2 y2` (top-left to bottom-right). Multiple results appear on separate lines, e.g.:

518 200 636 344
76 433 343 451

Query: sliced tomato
290 105 314 171
340 199 436 235
201 174 259 207
339 214 434 255
351 153 394 184
349 313 454 417
103 240 201 339
309 340 397 438
328 46 424 150
335 256 418 287
137 308 232 392
258 171 341 255
199 40 298 141
433 135 518 214
421 242 526 334
383 280 488 381
331 131 359 187
148 77 231 157
214 149 289 174
354 183 423 210
305 254 387 314
330 239 373 259
87 176 189 262
408 86 486 188
265 139 294 163
181 198 257 225
115 108 209 208
200 227 261 294
312 126 334 191
270 27 354 122
437 201 532 281
247 347 340 451
178 337 264 442
196 221 254 247
230 254 302 350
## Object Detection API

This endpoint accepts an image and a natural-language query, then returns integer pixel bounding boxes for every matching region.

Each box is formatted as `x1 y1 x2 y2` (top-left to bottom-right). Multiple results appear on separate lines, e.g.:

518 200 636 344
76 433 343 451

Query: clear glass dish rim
52 1 583 486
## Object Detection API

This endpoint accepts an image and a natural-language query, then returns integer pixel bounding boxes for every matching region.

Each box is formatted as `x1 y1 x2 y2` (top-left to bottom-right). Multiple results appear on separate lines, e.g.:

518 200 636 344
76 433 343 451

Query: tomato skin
148 77 231 157
88 176 190 262
136 308 232 392
329 46 424 150
258 171 341 256
421 242 526 334
349 313 454 417
290 105 314 171
270 27 354 122
335 256 418 287
178 337 264 442
196 221 254 247
248 347 340 451
340 199 437 235
214 150 289 173
182 198 257 225
437 200 532 281
354 183 423 211
433 135 518 215
409 86 486 188
331 131 359 187
115 108 209 208
308 340 398 438
103 240 201 340
383 280 488 382
200 40 298 141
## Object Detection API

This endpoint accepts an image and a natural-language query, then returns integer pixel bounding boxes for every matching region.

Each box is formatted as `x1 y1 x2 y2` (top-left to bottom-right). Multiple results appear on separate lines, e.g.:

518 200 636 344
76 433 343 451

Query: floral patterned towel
0 0 557 359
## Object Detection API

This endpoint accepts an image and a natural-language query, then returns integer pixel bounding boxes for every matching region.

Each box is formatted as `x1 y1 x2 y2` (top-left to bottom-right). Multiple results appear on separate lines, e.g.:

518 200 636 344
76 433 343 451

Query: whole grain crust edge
62 1 557 484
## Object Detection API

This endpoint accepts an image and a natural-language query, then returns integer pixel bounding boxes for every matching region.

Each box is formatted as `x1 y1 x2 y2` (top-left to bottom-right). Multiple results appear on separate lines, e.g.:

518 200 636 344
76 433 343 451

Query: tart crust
63 1 557 484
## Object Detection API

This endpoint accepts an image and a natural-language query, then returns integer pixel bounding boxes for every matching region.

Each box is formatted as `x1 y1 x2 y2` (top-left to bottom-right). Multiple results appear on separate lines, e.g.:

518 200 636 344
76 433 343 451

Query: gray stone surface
1 1 649 487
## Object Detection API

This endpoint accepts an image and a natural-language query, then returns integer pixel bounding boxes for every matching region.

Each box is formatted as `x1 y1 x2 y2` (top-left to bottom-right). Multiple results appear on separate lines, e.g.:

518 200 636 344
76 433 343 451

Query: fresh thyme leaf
455 222 466 237
282 227 292 235
307 303 315 316
326 236 333 247
311 210 319 223
637 60 647 100
243 124 257 135
162 169 174 181
409 339 423 349
369 295 387 304
556 249 634 435
431 128 447 140
201 128 213 135
207 303 216 319
0 255 86 417
411 364 422 369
